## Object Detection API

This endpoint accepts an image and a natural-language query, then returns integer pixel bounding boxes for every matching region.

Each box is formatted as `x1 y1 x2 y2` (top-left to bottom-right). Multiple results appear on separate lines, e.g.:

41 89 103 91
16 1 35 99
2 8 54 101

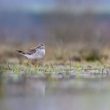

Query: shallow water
0 77 110 110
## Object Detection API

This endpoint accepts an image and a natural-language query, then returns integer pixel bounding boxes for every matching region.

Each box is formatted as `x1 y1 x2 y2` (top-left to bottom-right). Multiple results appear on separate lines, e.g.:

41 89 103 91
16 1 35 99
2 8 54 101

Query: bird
16 44 45 65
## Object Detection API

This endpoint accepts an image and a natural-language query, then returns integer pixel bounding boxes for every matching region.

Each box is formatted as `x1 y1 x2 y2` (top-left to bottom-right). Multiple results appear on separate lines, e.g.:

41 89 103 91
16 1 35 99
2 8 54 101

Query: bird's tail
16 50 25 55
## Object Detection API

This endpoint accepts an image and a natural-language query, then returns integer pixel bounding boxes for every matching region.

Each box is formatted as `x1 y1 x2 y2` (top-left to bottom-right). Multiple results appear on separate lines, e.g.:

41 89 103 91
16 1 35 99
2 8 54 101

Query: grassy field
0 43 110 80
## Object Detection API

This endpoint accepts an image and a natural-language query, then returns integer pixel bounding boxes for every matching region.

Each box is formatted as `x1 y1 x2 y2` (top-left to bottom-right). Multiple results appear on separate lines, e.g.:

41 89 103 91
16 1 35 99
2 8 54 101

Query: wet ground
0 77 110 110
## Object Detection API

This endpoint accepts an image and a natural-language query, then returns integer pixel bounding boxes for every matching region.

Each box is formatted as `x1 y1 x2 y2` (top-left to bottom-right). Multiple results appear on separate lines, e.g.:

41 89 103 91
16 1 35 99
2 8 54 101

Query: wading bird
17 44 45 65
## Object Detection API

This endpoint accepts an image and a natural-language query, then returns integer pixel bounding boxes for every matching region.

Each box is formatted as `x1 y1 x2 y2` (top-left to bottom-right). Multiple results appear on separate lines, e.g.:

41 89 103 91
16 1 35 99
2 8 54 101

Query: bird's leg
31 60 38 67
39 59 45 67
27 59 30 66
31 60 35 66
35 60 43 67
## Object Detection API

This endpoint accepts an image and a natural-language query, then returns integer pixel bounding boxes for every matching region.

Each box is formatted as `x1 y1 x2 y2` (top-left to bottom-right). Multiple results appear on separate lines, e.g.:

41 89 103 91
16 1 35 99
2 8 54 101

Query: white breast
25 49 45 60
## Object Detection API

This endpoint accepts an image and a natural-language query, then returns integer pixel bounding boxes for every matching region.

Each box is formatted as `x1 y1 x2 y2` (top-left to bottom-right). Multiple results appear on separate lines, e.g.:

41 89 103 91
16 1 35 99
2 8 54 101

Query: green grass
0 61 109 80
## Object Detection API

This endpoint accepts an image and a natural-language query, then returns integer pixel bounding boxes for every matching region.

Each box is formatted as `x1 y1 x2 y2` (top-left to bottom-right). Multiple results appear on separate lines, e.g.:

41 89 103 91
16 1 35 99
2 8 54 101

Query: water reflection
0 76 110 110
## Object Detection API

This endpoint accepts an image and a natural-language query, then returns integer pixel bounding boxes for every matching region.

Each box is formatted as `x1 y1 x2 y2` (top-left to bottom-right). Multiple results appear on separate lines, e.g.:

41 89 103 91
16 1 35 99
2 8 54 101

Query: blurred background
0 0 110 62
1 1 110 110
0 0 110 45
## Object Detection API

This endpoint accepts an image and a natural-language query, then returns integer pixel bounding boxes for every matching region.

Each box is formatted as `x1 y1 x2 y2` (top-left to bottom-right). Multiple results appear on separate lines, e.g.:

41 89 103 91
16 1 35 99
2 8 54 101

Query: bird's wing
26 48 36 55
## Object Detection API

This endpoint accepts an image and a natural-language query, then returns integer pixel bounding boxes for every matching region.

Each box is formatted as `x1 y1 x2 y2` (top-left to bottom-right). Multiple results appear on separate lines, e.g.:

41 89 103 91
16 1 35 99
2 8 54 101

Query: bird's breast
34 49 45 59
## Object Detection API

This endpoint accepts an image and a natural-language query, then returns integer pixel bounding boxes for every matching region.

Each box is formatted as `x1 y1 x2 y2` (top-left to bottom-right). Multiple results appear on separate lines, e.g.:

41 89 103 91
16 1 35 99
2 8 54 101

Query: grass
0 44 110 79
0 61 109 80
